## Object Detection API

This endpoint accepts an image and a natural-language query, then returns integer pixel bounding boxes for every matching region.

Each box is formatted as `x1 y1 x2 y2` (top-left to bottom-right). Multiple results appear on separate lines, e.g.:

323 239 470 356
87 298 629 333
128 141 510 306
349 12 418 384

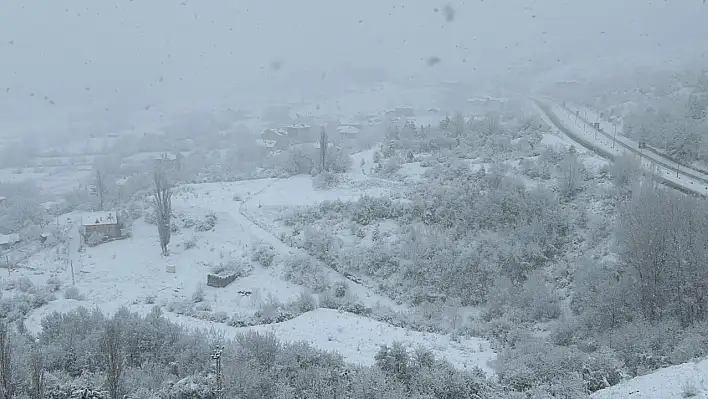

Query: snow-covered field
13 152 497 375
592 357 708 398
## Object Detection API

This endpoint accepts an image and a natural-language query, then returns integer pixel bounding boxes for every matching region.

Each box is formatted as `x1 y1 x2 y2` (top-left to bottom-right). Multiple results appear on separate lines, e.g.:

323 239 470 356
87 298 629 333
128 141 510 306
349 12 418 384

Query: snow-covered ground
0 166 91 195
592 357 708 398
14 161 496 374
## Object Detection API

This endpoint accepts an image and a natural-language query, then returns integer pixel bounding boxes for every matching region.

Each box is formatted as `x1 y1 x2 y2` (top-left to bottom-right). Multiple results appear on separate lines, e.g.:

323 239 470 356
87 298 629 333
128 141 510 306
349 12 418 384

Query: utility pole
613 123 617 149
212 346 224 399
70 261 75 286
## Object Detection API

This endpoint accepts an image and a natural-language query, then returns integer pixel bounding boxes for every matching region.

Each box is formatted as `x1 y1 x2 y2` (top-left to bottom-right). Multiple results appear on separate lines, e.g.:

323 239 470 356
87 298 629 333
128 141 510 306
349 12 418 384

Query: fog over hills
1 0 707 134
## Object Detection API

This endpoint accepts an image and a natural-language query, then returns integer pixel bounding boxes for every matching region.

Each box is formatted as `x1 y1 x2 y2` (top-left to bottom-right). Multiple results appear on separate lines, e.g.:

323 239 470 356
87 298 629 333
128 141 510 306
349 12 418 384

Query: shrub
211 259 253 278
31 287 56 308
46 277 62 292
144 208 157 224
192 285 205 303
17 277 36 293
290 291 317 314
312 171 340 190
87 231 103 246
184 236 197 250
64 287 85 300
282 255 330 293
251 242 276 267
196 212 217 232
333 281 347 298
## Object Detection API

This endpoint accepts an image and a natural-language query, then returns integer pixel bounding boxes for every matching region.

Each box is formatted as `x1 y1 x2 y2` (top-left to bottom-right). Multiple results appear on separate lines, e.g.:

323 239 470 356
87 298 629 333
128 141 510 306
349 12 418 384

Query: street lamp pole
212 346 224 399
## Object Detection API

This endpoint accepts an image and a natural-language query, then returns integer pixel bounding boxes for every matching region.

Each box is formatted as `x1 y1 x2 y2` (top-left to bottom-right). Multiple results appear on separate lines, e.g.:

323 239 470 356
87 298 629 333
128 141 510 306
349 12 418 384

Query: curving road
532 97 708 198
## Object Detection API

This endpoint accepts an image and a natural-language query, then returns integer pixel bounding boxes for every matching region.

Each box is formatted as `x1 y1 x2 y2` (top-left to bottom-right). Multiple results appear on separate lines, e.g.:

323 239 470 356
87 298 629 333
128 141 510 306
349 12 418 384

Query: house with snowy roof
285 123 314 142
79 211 121 246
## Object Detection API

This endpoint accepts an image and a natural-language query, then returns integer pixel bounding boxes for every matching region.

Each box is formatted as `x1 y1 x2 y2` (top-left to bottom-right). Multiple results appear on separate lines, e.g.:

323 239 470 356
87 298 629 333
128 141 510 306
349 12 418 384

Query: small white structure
0 196 6 207
0 233 20 250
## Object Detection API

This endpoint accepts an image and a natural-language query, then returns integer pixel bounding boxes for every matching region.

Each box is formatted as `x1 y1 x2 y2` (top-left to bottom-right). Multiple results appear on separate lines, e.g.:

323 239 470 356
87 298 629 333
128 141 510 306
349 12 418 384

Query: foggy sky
1 0 707 135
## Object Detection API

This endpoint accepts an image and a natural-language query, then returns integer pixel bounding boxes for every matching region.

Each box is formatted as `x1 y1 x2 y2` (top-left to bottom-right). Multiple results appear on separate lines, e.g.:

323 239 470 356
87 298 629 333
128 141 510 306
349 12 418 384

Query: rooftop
81 211 118 226
262 128 288 136
337 126 360 134
0 234 20 245
287 123 312 129
255 139 277 148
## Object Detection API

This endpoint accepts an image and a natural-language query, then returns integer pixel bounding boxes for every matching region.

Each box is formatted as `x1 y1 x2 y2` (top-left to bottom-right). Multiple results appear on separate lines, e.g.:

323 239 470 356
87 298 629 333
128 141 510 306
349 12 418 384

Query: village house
259 128 290 149
79 211 122 246
285 123 314 142
337 125 360 141
153 153 180 170
0 196 6 207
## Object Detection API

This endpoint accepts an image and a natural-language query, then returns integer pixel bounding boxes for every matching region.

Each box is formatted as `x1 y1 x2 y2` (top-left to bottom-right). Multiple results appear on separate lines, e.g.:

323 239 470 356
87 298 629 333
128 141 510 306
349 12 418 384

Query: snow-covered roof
81 211 118 226
262 128 288 136
0 234 20 245
287 123 312 129
154 153 178 161
255 139 277 148
0 196 6 201
337 126 360 135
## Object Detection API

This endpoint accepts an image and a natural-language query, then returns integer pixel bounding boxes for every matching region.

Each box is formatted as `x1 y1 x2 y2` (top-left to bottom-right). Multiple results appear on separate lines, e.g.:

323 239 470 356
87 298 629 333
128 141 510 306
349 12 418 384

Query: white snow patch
592 358 708 399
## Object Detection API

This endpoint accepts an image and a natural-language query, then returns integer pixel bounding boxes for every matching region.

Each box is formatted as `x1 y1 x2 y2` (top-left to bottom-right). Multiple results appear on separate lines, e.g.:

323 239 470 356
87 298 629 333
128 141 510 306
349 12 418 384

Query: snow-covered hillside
15 158 497 375
592 358 708 398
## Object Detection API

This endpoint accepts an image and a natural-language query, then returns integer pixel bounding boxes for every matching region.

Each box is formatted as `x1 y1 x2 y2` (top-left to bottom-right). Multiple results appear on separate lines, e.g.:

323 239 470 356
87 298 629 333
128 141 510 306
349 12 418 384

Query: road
532 97 708 198
558 100 708 186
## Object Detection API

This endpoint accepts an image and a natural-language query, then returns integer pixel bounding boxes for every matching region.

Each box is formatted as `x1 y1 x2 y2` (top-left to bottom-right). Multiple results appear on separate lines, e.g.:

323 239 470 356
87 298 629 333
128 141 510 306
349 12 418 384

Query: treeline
0 306 500 399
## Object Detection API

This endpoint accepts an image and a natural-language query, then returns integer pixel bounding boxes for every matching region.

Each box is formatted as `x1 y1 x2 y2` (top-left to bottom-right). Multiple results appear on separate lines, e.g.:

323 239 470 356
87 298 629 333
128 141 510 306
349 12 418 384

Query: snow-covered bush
251 241 276 267
16 276 36 293
282 255 330 293
301 226 341 267
211 259 253 278
183 236 197 250
319 290 370 316
312 170 340 190
290 291 317 314
64 286 85 300
86 231 103 246
195 212 217 232
143 207 157 224
191 284 205 303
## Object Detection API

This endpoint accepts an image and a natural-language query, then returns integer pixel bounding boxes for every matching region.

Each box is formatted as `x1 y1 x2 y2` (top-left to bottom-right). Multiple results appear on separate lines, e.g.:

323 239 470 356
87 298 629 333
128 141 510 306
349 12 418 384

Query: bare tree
319 126 328 172
29 346 44 399
102 319 123 399
0 321 12 399
153 167 173 256
95 168 106 211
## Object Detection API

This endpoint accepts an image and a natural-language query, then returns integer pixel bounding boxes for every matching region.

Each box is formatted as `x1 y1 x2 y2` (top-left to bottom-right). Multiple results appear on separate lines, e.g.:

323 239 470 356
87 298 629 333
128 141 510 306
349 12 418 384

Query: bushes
251 242 276 267
312 170 340 190
64 287 85 300
195 212 217 232
282 255 330 293
210 258 254 278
